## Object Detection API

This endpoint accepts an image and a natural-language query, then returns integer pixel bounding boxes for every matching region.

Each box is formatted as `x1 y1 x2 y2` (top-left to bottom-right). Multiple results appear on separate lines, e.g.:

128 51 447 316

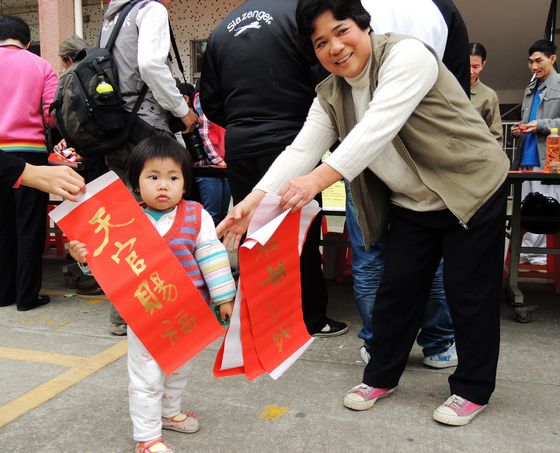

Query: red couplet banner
213 198 317 381
50 172 224 375
239 210 311 373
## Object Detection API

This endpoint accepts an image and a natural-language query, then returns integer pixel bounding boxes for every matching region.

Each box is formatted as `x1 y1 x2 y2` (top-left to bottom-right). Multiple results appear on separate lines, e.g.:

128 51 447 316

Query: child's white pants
127 327 193 442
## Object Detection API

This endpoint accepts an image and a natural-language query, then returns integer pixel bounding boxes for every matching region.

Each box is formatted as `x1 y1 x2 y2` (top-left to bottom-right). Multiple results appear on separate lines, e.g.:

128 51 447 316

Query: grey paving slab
0 360 65 406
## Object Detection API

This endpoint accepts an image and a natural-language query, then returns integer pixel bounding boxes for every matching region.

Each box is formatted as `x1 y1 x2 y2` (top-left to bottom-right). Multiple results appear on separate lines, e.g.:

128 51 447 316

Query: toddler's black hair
127 133 193 197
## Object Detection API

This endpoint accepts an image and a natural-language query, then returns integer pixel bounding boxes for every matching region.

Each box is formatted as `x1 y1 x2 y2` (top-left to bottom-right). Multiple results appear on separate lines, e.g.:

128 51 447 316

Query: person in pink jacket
0 15 58 311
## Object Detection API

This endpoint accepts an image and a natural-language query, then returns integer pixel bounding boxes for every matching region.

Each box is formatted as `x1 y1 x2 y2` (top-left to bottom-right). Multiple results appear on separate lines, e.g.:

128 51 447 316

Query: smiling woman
217 0 511 428
310 11 372 78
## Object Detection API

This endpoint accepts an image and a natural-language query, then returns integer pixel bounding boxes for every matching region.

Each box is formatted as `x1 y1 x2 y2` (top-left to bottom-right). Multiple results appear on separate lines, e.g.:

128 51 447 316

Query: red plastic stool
45 204 66 256
504 228 560 292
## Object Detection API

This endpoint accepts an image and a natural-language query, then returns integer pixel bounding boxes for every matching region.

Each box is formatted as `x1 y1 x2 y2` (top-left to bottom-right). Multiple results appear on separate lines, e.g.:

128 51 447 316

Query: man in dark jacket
432 0 471 96
200 0 347 337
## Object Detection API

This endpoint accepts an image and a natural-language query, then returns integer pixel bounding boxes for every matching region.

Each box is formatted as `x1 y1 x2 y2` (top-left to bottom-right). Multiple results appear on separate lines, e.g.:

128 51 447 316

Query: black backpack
51 0 147 157
520 192 560 234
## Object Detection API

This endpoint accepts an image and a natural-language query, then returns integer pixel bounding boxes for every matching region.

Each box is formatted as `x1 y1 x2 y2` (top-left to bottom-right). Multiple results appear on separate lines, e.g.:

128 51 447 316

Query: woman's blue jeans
345 182 454 357
195 176 231 225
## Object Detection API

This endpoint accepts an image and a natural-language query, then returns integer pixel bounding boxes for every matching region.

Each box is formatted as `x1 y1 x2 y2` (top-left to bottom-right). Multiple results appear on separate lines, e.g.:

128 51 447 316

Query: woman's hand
216 190 266 250
68 240 89 264
21 164 85 201
511 123 521 137
279 163 343 211
279 174 322 211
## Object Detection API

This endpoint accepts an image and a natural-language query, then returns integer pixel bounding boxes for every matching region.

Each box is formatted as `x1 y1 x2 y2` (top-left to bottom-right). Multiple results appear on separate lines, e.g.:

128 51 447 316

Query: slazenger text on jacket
227 10 274 33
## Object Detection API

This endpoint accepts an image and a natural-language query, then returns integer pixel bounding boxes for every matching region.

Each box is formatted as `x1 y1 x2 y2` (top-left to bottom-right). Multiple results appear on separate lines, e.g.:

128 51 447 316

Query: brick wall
38 0 76 73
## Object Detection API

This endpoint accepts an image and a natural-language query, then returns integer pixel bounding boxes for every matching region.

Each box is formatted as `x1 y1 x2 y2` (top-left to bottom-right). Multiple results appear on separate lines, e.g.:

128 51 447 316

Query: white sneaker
423 342 458 369
360 345 370 364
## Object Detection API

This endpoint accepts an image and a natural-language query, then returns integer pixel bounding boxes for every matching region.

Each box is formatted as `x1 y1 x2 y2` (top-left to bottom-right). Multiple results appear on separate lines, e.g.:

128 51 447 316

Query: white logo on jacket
226 10 274 35
234 21 261 36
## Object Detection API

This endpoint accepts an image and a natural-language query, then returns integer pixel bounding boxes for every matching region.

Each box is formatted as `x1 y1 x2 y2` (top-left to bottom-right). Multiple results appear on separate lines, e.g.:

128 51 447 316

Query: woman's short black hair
469 42 487 62
0 15 31 45
528 39 557 58
127 133 193 196
296 0 371 62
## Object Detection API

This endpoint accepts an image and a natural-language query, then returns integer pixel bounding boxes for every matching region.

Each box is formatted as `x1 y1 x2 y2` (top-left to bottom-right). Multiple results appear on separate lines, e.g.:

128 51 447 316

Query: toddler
69 134 235 453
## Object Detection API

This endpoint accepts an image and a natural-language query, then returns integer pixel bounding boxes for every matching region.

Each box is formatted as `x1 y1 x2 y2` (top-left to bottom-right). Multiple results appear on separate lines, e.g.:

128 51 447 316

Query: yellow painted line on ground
0 347 85 368
82 299 106 305
0 340 127 428
17 315 70 329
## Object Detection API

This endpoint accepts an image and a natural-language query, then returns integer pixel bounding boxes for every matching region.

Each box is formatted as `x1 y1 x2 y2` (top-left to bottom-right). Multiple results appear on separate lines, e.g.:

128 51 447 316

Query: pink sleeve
42 62 58 128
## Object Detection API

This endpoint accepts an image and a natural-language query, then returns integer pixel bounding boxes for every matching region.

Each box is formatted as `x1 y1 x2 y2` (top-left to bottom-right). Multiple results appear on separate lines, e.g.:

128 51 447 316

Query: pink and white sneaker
433 394 487 426
343 383 395 411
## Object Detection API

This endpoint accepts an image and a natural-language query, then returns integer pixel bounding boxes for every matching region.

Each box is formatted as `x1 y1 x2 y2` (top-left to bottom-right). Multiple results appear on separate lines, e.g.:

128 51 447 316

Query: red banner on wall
50 172 224 375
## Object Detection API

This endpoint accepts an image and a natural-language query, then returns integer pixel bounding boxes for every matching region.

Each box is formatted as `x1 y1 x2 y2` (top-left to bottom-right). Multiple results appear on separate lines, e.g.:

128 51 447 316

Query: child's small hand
68 240 89 264
219 301 234 322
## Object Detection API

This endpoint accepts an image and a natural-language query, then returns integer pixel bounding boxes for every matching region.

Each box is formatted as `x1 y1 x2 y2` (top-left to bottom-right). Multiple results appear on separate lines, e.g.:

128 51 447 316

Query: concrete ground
1 256 559 453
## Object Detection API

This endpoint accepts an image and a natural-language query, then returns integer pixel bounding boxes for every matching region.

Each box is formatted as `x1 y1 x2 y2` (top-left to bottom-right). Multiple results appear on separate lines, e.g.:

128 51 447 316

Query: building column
38 0 75 72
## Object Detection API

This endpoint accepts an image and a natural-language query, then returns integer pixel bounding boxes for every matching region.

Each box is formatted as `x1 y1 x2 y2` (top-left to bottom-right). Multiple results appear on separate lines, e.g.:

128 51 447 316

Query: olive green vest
316 33 509 246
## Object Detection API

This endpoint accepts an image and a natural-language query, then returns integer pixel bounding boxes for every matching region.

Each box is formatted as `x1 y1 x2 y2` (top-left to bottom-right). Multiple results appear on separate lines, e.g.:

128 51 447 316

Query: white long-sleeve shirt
136 2 188 119
256 38 445 212
362 0 447 59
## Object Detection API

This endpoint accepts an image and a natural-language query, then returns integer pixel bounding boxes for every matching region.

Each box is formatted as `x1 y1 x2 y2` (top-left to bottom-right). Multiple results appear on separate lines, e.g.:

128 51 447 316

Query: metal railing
502 121 519 157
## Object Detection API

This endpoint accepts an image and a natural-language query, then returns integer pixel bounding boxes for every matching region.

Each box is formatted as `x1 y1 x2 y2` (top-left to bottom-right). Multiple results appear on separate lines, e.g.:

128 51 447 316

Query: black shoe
76 283 104 296
76 276 104 296
311 318 349 338
17 295 50 312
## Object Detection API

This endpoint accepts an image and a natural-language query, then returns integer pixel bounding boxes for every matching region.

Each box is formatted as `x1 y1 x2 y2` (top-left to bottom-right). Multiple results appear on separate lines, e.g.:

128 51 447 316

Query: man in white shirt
99 0 198 335
100 0 198 182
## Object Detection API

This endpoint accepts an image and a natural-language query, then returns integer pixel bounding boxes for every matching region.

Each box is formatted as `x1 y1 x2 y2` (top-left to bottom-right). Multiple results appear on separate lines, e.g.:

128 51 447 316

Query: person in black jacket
432 0 470 96
200 0 347 337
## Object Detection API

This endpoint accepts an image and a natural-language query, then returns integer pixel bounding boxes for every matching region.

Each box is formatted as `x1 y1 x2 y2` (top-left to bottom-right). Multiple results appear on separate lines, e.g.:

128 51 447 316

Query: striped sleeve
194 239 236 304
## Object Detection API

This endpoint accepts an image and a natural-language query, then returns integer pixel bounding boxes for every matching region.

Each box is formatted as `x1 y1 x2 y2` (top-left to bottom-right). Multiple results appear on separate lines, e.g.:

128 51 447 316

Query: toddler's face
138 157 185 211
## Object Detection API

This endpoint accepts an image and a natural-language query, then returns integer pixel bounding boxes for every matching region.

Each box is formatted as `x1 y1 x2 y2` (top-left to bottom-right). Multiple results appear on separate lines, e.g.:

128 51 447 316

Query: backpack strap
100 0 148 127
169 23 188 85
98 0 142 50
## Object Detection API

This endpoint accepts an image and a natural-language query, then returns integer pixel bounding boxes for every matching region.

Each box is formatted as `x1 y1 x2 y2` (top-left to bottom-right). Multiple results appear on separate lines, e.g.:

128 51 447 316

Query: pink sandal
135 437 174 453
